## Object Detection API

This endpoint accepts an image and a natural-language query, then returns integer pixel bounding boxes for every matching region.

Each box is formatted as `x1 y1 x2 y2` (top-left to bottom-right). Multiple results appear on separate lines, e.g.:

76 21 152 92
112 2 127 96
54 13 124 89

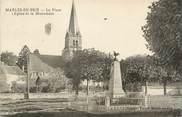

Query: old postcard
0 0 182 117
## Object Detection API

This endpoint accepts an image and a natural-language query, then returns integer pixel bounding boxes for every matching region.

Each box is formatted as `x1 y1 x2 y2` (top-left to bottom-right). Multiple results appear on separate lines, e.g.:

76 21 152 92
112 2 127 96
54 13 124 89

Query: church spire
62 0 82 61
68 0 80 35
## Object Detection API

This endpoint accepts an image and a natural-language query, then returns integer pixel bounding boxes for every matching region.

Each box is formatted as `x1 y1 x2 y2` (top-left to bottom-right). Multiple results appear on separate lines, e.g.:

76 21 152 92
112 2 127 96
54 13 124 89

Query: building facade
0 63 26 92
28 53 68 92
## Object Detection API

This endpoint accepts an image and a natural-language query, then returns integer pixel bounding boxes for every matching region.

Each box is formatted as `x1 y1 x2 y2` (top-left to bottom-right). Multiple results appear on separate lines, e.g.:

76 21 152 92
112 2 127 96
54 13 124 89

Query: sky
0 0 156 59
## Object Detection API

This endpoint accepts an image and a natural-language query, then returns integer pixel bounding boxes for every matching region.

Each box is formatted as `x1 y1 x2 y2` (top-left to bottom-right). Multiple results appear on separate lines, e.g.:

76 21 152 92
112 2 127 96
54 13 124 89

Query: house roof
29 54 64 72
0 62 26 75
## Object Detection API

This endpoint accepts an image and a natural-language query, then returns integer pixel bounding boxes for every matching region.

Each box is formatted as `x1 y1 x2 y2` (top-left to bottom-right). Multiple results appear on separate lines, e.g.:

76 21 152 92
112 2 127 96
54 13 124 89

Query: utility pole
0 4 1 62
86 78 89 111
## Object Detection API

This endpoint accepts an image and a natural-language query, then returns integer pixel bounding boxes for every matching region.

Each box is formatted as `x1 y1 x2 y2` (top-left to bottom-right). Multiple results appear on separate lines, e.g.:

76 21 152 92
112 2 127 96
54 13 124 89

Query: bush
29 87 37 93
41 86 51 93
55 86 66 93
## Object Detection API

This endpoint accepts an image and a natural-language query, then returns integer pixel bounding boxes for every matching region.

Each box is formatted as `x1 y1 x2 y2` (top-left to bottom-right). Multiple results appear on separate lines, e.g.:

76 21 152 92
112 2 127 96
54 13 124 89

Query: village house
27 53 69 92
0 62 26 92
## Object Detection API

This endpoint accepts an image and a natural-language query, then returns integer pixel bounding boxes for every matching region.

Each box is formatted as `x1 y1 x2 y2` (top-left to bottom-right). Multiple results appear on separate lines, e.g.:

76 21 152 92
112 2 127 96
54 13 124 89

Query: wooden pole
87 79 89 111
0 0 1 61
24 53 30 99
145 81 148 96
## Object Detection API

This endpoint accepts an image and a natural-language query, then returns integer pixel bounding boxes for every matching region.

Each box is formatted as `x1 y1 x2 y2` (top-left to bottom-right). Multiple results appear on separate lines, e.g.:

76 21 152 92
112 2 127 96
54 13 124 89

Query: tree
142 0 182 74
102 54 113 90
17 45 30 73
33 49 40 55
122 55 156 93
1 51 17 66
152 62 177 95
63 48 112 95
123 55 178 95
79 49 112 95
64 55 82 95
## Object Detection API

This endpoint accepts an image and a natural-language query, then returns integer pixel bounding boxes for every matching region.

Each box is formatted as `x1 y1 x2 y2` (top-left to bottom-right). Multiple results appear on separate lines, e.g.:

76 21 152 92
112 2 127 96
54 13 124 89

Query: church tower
62 0 82 60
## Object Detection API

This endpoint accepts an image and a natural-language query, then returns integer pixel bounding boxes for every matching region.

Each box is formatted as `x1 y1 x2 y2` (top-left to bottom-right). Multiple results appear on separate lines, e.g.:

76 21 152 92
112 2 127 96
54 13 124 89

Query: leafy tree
122 55 157 93
33 49 40 55
63 48 112 95
64 57 82 95
17 45 30 73
142 0 182 74
102 54 113 90
1 51 17 66
151 60 177 95
124 55 178 95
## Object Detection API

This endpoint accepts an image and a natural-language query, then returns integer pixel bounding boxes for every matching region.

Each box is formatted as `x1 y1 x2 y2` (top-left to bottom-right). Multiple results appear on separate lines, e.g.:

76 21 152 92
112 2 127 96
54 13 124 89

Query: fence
147 95 182 109
0 93 182 110
0 92 73 99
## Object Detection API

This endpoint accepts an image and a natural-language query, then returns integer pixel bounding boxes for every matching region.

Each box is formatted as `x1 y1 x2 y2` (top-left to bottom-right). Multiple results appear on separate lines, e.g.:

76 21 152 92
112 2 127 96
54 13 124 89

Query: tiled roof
0 63 26 75
29 54 64 72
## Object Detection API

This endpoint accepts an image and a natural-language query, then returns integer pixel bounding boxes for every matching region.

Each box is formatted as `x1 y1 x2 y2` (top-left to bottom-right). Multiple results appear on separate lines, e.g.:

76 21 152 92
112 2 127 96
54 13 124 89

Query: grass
1 96 182 117
3 109 177 117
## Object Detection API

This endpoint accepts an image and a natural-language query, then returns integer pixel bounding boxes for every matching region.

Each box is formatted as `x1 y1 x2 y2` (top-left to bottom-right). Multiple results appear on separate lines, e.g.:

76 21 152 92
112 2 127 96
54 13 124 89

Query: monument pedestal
108 60 125 98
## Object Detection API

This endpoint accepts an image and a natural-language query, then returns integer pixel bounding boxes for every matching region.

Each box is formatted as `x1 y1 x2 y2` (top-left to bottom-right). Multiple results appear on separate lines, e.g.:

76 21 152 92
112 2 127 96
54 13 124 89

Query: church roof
68 0 80 35
37 54 64 68
29 54 64 73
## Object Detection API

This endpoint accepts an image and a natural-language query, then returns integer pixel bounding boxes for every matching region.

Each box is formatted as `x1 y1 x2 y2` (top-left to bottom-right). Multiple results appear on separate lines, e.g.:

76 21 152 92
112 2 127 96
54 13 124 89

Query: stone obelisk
108 52 125 98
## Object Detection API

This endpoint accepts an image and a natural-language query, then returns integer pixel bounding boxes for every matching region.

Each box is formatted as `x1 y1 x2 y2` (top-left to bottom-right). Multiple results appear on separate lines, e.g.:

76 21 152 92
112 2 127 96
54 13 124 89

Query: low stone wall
0 93 72 99
96 105 141 112
148 95 182 109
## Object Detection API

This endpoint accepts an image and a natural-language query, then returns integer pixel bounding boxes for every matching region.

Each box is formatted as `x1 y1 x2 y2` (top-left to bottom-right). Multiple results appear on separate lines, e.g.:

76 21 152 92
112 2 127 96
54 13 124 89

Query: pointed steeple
62 0 82 60
68 0 80 35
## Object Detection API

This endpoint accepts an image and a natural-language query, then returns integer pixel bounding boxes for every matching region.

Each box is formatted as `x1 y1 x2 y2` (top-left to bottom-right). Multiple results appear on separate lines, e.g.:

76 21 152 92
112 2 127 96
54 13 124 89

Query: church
19 0 82 92
62 0 82 60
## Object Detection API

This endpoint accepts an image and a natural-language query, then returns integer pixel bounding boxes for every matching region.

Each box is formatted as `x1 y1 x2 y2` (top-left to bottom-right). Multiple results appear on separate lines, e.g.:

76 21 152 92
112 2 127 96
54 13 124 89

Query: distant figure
36 76 41 93
113 51 119 61
45 23 52 35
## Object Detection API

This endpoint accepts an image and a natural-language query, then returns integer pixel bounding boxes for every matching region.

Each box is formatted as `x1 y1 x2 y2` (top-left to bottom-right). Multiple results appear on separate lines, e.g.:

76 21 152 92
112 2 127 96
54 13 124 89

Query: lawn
3 109 178 117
